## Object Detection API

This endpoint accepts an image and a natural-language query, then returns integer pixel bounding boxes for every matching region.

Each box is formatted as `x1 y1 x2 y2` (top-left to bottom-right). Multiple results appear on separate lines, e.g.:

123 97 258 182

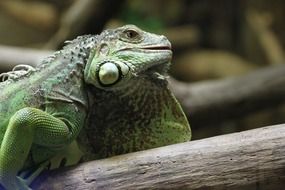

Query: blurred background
0 0 285 140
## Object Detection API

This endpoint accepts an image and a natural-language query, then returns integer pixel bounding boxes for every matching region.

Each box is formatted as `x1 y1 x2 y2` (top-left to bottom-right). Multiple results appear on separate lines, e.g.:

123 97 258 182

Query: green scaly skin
0 25 191 189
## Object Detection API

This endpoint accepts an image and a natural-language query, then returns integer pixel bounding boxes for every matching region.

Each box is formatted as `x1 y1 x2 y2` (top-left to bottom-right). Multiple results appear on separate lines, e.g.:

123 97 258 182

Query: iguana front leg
0 107 80 190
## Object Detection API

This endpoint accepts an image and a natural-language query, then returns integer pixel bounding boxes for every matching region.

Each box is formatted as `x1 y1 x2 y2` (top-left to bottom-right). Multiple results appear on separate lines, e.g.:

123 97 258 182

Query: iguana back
0 34 95 124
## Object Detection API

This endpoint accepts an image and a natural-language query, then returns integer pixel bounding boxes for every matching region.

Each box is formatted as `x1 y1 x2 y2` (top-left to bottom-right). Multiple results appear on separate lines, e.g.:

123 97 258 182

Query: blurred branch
33 124 285 190
169 65 285 127
0 1 57 31
44 0 125 49
44 0 100 49
1 46 284 128
0 45 51 71
242 11 285 65
164 25 201 50
247 12 285 64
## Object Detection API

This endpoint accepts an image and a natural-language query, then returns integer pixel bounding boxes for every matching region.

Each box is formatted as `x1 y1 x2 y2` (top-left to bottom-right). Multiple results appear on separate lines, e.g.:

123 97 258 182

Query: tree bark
32 124 285 190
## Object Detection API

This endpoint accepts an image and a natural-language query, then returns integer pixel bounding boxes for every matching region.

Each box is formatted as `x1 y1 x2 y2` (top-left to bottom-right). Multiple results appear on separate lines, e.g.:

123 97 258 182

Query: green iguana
0 25 191 189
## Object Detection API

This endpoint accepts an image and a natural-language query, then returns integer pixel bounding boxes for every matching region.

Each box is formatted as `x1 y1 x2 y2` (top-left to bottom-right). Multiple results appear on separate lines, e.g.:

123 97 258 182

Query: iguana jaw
141 45 172 51
115 43 172 76
118 43 172 54
128 47 172 76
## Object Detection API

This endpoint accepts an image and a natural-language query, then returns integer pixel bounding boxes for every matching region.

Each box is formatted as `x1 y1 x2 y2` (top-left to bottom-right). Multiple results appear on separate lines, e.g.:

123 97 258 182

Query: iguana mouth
141 46 171 51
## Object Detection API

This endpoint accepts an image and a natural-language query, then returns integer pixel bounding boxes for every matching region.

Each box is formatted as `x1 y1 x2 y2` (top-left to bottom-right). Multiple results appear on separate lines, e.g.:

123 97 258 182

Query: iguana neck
89 76 169 125
83 76 189 158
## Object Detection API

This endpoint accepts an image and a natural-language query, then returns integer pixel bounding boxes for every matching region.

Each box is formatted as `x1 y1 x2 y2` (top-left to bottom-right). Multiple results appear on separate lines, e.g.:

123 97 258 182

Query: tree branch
169 65 285 126
44 0 125 49
0 45 50 71
32 124 285 189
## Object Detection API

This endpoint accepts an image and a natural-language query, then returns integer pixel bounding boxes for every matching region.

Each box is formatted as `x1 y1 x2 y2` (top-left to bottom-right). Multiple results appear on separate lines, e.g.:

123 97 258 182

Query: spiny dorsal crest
0 64 36 83
0 32 100 84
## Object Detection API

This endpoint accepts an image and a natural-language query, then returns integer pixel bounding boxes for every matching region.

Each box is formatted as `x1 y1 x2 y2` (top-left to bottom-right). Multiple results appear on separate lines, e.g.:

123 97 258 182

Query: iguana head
84 25 172 89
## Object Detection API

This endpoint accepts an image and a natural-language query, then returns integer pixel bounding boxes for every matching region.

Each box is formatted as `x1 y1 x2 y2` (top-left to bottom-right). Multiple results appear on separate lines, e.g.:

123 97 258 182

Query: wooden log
33 124 285 189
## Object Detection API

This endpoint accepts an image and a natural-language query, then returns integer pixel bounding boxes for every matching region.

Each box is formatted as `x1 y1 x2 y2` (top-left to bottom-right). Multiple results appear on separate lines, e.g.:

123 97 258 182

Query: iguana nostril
98 62 120 85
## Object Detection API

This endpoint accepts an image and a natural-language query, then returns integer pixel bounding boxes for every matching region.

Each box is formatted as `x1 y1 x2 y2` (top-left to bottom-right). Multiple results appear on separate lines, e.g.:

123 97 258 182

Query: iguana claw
16 176 32 190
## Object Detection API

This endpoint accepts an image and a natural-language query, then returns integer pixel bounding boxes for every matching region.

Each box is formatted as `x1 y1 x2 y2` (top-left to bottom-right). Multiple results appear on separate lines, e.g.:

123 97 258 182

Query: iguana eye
125 29 139 39
120 29 142 43
98 62 120 86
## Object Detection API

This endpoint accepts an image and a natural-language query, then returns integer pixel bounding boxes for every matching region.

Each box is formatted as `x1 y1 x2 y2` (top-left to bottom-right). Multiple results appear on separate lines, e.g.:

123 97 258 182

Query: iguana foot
16 176 32 190
0 177 31 190
18 160 49 186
